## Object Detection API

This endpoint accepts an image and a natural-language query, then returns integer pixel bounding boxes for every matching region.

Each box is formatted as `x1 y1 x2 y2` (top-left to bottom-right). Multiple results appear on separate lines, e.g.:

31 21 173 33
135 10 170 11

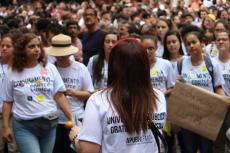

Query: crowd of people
0 0 230 153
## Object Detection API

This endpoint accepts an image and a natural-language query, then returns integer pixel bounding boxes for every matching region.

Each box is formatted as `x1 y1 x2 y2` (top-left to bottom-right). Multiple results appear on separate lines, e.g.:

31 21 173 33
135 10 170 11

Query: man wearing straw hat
46 34 94 153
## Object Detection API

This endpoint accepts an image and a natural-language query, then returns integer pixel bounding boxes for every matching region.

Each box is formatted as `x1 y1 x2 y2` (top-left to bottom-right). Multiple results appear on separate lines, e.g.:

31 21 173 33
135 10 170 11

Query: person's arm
65 65 94 100
77 141 100 153
2 102 13 143
54 92 72 121
69 123 100 153
65 88 91 101
69 94 102 153
212 60 225 96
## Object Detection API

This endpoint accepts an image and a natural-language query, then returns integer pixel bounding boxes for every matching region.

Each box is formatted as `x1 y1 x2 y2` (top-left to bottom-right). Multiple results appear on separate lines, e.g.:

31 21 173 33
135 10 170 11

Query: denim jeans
12 117 56 153
179 129 213 153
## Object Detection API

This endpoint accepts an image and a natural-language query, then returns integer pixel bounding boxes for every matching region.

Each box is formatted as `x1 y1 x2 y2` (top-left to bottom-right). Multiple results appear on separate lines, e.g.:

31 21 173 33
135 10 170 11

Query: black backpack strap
177 58 183 75
149 122 168 153
203 55 215 92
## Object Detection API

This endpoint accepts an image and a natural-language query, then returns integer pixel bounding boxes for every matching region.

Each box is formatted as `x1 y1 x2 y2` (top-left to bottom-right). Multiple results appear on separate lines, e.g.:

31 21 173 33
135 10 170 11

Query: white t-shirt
203 0 214 7
205 43 219 59
0 63 7 113
87 55 108 90
156 41 164 58
57 61 94 123
3 63 66 120
169 56 186 78
150 58 176 92
215 59 230 96
177 56 224 92
78 89 167 153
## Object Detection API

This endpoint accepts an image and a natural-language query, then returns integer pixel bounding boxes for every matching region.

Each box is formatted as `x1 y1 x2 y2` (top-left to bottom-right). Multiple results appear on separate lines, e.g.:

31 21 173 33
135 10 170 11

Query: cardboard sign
168 81 229 141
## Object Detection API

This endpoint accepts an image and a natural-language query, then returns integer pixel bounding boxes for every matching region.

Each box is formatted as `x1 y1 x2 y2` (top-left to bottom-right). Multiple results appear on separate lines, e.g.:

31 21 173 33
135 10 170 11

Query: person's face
133 16 141 25
142 39 156 61
216 32 230 52
0 37 14 59
166 35 181 55
25 38 41 60
122 7 131 17
214 23 226 35
156 20 169 40
203 17 215 30
111 6 117 13
36 2 43 12
102 13 111 21
55 55 70 63
185 34 203 56
141 25 150 35
173 16 180 24
209 9 218 17
200 11 207 19
185 16 193 24
67 24 78 37
83 9 97 28
104 34 118 56
118 24 129 39
220 11 229 20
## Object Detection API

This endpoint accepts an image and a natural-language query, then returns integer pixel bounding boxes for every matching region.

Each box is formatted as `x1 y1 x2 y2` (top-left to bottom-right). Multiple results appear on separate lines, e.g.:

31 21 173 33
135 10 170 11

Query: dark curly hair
10 33 47 72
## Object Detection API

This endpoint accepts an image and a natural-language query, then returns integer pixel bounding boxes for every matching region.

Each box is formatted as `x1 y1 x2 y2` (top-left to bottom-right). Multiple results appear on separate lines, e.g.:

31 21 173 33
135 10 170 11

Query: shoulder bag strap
177 58 183 75
203 55 215 92
149 121 168 153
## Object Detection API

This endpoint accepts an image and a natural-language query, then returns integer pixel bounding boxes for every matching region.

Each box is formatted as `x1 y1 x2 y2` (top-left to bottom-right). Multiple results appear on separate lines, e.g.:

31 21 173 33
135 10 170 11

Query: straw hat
45 34 79 56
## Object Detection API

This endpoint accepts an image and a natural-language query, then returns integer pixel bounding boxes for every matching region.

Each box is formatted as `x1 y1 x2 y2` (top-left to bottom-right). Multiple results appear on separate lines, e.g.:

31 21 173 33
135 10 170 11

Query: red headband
112 37 141 48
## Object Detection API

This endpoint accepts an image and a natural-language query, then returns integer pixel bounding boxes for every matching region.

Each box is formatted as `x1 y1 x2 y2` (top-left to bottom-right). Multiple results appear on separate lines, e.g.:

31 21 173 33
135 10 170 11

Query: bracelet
72 134 78 144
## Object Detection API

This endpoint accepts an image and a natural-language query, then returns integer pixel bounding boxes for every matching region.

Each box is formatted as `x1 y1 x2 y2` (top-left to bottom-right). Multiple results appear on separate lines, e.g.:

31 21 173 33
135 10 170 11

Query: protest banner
168 81 229 140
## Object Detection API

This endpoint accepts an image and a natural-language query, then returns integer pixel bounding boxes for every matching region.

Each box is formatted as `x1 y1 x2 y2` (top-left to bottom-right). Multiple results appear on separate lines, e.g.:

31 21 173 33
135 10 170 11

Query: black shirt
82 29 105 65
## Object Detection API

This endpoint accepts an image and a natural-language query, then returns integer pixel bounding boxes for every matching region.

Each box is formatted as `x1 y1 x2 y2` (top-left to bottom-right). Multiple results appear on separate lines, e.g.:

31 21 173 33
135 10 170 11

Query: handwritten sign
168 81 229 140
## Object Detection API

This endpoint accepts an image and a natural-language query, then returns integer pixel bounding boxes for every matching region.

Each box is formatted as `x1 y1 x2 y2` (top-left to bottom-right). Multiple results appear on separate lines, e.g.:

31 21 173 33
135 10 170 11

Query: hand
69 121 82 143
176 75 185 83
65 88 77 97
3 127 13 143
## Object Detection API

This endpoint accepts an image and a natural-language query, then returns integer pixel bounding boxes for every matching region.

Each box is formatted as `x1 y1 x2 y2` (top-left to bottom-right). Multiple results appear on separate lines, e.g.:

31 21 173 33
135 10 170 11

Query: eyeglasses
216 38 229 42
215 29 225 32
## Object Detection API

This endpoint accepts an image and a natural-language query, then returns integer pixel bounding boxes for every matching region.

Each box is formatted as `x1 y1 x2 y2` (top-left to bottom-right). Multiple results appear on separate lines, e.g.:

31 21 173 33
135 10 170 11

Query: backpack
177 56 215 91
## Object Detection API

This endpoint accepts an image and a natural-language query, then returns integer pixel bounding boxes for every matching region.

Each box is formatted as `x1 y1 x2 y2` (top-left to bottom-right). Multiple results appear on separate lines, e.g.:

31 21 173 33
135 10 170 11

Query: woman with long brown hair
0 33 20 153
69 38 167 153
2 33 72 153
